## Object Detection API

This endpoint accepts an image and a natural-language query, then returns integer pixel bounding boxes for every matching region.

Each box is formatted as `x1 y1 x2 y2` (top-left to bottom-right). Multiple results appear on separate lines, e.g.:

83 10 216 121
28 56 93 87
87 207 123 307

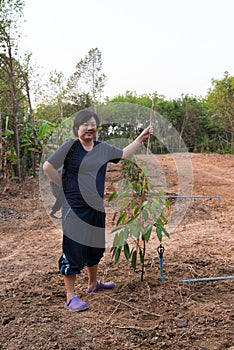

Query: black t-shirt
47 139 123 210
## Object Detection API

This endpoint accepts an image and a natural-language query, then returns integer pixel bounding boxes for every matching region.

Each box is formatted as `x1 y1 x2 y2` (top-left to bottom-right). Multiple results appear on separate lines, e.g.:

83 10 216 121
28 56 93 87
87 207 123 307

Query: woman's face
77 117 97 142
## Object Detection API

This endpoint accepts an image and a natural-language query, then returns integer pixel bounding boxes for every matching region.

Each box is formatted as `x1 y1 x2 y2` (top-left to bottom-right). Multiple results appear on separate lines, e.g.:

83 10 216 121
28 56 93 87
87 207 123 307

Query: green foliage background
0 0 234 181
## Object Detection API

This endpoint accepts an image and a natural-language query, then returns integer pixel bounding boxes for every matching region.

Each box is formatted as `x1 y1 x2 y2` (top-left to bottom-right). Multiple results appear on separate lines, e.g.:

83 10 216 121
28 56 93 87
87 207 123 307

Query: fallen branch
112 324 159 331
101 295 161 317
105 303 121 325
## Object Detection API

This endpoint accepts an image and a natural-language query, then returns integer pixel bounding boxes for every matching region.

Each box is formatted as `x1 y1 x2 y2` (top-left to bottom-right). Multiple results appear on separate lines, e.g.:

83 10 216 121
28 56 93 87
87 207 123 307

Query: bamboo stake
146 97 154 154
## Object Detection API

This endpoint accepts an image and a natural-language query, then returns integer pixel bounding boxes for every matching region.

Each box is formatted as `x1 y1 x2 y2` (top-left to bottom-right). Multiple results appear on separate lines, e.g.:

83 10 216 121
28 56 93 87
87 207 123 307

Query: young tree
109 161 170 281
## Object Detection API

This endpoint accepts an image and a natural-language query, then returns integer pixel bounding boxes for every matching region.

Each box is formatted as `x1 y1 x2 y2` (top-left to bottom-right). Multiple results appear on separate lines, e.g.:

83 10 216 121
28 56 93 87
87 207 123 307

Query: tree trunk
10 62 21 180
25 78 38 178
0 110 2 180
12 97 21 180
179 99 189 150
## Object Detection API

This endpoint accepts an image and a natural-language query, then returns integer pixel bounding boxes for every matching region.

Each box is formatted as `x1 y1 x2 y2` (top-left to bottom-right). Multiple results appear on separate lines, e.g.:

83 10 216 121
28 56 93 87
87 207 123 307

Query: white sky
21 0 234 100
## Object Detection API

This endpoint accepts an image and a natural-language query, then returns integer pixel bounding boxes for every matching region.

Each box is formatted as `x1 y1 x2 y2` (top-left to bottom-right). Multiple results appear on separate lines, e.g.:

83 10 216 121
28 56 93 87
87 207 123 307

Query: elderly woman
43 109 152 311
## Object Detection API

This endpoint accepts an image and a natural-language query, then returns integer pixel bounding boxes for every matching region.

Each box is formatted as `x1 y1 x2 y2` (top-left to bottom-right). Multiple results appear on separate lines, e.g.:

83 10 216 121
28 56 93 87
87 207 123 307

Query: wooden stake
146 97 154 154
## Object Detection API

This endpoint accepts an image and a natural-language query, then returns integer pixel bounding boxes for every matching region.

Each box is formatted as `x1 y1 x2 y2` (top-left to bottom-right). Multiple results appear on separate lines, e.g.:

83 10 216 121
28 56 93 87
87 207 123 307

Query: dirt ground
0 153 234 350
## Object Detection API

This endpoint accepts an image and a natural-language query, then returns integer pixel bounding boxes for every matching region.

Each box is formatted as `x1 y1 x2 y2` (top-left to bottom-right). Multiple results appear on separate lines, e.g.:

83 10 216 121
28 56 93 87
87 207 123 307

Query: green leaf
155 218 170 238
123 227 129 239
120 197 130 211
115 247 122 263
142 225 152 242
108 191 117 202
161 198 170 209
124 243 131 260
116 212 127 226
137 183 142 194
161 214 168 224
112 233 120 248
134 205 141 215
142 200 148 207
131 226 140 239
118 230 125 246
37 122 54 140
3 129 14 136
156 226 163 242
150 201 158 216
143 209 149 221
125 212 140 225
134 201 148 215
131 250 137 269
161 225 170 238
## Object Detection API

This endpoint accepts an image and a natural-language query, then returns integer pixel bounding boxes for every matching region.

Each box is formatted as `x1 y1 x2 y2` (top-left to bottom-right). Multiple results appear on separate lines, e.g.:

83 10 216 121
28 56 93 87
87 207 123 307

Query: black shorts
59 207 105 275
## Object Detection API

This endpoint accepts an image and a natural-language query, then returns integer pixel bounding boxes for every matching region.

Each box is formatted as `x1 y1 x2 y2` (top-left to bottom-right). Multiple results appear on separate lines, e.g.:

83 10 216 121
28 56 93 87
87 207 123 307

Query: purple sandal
86 281 116 293
64 296 89 311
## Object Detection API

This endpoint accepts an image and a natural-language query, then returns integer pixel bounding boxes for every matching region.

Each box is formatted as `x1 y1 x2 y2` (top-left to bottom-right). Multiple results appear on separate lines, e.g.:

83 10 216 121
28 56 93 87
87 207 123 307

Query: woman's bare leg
63 274 76 301
87 264 98 290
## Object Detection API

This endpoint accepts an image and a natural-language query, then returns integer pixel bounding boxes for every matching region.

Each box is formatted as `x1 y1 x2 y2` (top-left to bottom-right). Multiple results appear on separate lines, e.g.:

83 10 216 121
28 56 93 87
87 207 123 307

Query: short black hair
73 109 100 136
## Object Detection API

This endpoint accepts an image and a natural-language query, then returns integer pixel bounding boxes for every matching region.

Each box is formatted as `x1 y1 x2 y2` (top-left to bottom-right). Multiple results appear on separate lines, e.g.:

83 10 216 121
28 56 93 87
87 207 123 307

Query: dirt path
0 153 233 350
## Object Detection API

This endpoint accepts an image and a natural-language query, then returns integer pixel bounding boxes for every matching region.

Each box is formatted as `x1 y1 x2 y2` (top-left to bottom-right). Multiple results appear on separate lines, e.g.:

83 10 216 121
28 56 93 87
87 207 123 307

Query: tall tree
0 109 2 177
49 70 66 120
69 48 107 109
207 72 234 151
35 69 67 121
0 0 25 179
20 52 35 123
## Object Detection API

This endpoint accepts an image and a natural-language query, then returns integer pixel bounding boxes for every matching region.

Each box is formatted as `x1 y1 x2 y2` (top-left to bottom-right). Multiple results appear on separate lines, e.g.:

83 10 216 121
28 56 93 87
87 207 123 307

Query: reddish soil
0 153 234 350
